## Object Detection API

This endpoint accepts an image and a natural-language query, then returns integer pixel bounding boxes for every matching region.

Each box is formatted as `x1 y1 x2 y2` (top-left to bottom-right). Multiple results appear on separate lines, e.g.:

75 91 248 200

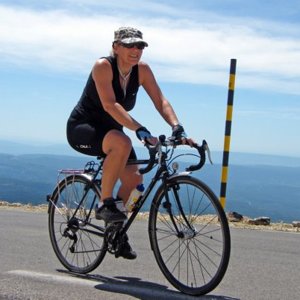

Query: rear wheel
48 174 106 274
149 175 230 295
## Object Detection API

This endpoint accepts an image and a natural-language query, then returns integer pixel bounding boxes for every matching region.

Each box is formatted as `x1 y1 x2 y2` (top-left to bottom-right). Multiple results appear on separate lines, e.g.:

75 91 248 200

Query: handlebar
185 140 213 171
138 144 158 174
138 135 212 174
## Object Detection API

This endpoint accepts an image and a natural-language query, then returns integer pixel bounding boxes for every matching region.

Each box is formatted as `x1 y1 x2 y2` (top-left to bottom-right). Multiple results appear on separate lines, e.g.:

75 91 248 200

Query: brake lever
202 140 213 165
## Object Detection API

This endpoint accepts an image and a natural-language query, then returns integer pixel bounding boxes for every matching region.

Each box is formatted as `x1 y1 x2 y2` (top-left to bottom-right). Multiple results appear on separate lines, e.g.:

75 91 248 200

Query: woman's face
114 42 144 66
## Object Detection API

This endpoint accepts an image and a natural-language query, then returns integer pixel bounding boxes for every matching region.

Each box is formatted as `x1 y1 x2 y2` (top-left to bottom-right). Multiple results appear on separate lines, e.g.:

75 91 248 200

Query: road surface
0 209 299 299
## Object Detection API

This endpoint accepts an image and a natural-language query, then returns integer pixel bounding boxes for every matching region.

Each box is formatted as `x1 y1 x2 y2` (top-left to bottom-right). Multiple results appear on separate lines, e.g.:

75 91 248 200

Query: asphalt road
0 209 299 299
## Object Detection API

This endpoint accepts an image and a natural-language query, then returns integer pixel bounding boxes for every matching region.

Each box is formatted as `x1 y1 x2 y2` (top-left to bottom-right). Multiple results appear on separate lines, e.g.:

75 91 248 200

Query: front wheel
149 175 231 296
48 174 107 274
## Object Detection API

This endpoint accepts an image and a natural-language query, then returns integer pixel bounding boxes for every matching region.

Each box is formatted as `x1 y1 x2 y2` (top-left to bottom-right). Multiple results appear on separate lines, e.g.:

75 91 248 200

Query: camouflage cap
114 27 148 46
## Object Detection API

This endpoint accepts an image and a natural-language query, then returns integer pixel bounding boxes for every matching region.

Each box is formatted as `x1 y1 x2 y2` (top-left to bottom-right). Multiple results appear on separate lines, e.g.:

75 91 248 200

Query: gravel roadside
1 200 299 233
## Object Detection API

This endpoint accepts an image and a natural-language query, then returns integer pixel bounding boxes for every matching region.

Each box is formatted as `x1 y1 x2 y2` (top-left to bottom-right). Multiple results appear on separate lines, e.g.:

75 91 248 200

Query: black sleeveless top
70 56 140 129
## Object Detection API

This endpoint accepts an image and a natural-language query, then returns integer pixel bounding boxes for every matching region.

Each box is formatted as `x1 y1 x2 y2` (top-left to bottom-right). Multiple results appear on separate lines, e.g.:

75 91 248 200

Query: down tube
121 175 160 233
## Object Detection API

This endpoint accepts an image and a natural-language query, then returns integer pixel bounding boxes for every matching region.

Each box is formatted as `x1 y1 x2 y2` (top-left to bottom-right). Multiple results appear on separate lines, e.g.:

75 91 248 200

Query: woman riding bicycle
67 27 190 259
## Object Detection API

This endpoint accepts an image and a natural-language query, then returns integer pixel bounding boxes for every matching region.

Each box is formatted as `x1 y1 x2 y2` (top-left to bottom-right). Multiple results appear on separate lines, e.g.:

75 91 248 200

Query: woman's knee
103 130 132 155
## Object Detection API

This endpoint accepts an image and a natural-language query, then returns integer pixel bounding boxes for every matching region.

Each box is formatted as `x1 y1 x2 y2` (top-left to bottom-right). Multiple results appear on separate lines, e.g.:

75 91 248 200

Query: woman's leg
99 130 138 259
118 164 143 204
101 129 132 201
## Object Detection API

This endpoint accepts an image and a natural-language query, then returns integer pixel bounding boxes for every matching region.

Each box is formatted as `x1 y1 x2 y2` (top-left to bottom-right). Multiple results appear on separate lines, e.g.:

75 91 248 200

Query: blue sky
0 0 300 157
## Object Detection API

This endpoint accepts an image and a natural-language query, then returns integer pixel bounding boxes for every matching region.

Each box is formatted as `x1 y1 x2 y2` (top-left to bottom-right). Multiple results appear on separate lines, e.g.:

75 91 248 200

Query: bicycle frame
52 138 208 239
61 157 169 239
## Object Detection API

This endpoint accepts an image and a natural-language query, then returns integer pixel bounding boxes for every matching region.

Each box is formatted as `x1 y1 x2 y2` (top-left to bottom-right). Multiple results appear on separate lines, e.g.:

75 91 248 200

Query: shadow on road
58 270 239 300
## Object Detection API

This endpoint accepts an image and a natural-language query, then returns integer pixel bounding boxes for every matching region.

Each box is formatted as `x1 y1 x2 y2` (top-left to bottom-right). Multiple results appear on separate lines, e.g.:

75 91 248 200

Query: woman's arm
139 62 180 128
140 62 194 144
92 59 142 131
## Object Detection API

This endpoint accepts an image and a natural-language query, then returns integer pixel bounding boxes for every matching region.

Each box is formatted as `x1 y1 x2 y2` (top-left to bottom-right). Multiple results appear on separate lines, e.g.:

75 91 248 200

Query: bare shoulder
92 58 112 81
138 61 151 72
138 61 155 84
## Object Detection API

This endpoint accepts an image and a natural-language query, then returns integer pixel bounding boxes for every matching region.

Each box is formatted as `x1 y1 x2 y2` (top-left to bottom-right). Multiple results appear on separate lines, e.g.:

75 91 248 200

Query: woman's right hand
136 127 158 145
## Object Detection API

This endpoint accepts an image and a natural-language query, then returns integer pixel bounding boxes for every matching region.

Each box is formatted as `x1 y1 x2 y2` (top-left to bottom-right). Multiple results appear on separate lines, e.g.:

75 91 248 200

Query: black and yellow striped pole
220 58 237 208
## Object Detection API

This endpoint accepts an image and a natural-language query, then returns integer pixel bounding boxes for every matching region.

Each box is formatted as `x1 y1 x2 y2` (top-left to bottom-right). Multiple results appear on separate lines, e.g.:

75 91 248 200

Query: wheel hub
179 227 197 240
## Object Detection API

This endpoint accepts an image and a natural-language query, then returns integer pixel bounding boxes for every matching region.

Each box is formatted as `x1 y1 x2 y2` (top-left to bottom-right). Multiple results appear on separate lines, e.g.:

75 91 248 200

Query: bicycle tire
48 174 107 274
149 175 230 295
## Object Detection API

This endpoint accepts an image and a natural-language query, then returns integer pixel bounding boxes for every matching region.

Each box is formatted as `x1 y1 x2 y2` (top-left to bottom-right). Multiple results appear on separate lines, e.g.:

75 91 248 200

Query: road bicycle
47 135 231 296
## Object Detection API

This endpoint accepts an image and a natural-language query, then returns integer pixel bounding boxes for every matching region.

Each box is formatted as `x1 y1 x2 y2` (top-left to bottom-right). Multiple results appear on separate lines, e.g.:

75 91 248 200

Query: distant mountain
0 153 87 206
0 152 299 223
1 139 300 167
0 140 78 156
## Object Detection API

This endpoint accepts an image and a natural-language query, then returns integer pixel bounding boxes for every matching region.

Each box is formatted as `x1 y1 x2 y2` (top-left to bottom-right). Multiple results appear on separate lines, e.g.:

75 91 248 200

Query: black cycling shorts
66 117 137 159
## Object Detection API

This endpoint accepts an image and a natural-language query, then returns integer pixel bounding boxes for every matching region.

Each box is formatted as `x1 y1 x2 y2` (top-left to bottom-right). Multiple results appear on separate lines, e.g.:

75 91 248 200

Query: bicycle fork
163 183 196 239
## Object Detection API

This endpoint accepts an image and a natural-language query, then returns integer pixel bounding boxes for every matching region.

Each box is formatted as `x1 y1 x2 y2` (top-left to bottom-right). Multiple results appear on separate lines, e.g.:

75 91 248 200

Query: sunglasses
120 42 145 50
